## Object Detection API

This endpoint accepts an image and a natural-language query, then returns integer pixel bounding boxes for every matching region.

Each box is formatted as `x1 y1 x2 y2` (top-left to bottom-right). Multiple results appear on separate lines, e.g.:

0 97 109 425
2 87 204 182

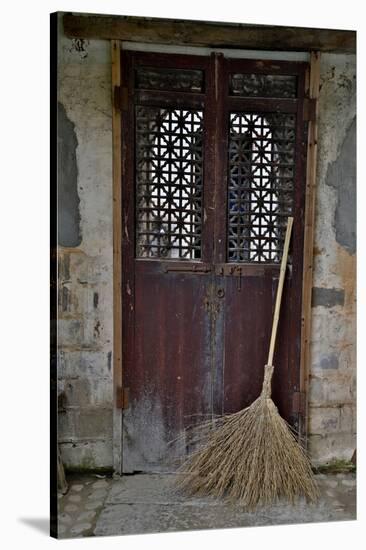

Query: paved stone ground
58 472 356 538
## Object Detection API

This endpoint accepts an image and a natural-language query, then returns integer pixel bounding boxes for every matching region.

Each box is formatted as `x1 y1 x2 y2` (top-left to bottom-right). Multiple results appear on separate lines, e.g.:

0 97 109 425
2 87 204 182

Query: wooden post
299 51 321 444
111 39 123 474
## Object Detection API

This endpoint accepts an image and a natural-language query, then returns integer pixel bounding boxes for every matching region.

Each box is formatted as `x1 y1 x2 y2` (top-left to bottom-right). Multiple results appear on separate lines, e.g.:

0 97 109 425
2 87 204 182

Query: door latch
237 266 242 291
163 263 211 273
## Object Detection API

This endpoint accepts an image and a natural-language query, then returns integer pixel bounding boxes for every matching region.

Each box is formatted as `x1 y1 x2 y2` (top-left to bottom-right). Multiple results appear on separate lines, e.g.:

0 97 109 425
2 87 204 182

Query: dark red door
121 51 308 472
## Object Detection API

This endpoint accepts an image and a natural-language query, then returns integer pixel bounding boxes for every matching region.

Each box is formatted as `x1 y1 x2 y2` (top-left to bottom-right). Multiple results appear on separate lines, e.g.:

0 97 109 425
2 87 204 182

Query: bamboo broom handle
267 216 294 367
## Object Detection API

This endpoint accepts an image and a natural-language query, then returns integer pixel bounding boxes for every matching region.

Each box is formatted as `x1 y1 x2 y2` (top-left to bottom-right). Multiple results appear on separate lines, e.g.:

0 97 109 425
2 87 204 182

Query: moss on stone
315 459 356 473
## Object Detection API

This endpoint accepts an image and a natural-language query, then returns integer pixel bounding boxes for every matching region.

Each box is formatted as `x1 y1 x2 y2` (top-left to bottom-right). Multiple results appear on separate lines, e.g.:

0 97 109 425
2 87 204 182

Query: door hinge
292 391 306 416
116 386 130 409
303 98 317 122
113 86 128 111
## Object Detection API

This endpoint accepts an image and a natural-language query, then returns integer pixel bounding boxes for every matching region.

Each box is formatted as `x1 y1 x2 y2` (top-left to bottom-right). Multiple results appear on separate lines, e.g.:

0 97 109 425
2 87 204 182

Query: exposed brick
63 377 113 407
60 439 113 471
59 408 113 440
58 319 84 348
309 432 356 465
57 350 113 379
312 287 345 308
308 407 340 434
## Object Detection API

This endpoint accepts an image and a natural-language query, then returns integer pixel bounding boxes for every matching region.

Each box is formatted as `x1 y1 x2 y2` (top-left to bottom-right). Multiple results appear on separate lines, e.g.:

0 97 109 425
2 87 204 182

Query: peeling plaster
308 53 356 465
57 102 81 247
326 117 356 254
319 354 339 370
57 17 114 470
312 287 345 308
69 38 90 59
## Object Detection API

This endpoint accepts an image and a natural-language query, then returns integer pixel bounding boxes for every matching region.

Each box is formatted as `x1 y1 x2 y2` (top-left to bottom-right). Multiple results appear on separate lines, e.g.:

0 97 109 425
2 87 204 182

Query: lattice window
135 106 203 259
228 112 296 263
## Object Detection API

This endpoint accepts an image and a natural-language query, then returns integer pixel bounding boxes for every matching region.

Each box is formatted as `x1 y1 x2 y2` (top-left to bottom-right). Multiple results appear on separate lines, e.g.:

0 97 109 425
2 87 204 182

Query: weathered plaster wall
57 17 356 470
57 17 114 470
308 53 356 464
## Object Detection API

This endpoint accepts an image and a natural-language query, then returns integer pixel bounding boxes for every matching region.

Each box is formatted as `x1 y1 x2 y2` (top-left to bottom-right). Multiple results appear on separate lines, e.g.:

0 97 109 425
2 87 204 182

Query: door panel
222 274 273 413
121 51 308 472
122 262 213 472
121 51 215 472
219 57 307 427
221 271 293 416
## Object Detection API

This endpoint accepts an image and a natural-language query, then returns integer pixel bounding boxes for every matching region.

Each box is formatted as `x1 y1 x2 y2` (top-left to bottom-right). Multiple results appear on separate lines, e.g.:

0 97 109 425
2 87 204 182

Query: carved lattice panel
135 106 203 259
135 66 204 93
229 74 297 98
228 112 296 263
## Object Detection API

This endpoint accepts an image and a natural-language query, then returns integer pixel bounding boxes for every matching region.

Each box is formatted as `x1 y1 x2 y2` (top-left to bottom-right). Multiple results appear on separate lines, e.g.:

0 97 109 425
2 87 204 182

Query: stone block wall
308 54 356 464
57 18 114 470
56 16 356 470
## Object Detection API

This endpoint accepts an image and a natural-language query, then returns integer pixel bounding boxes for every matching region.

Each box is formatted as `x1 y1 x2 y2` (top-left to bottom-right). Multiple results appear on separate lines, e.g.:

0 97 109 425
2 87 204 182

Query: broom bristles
176 366 319 509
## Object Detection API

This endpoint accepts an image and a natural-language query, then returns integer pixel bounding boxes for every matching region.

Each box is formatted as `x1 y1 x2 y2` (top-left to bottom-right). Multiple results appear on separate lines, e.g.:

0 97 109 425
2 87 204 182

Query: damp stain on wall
312 287 345 308
325 116 356 254
57 102 82 247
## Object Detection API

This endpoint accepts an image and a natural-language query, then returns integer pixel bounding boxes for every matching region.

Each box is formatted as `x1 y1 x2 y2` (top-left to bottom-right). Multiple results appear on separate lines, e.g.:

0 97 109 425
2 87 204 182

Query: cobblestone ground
58 472 356 538
58 476 112 537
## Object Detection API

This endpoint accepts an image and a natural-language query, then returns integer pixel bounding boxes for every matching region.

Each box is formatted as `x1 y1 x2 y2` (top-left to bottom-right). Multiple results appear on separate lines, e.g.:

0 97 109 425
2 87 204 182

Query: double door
121 50 308 472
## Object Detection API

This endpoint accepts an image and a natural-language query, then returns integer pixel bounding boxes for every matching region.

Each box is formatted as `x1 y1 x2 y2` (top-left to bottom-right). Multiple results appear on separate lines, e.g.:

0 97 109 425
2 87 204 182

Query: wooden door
121 51 308 472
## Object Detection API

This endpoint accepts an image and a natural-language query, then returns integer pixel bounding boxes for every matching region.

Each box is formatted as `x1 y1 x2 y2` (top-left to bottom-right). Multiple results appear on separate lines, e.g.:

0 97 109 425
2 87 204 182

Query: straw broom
177 217 319 508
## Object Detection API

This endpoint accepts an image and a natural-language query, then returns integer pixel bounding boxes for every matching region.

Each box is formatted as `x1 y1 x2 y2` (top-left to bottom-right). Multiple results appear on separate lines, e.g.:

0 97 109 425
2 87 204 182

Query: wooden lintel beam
63 13 355 53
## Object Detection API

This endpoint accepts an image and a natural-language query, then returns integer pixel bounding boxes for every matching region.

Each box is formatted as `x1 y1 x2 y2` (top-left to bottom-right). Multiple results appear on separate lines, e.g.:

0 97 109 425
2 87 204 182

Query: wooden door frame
111 40 123 474
299 51 321 443
110 40 321 473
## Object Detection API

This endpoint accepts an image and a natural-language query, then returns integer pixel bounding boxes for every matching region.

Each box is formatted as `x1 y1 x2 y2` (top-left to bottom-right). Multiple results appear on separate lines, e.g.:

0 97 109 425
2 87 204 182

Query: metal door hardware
163 263 211 273
215 264 266 277
237 266 242 291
